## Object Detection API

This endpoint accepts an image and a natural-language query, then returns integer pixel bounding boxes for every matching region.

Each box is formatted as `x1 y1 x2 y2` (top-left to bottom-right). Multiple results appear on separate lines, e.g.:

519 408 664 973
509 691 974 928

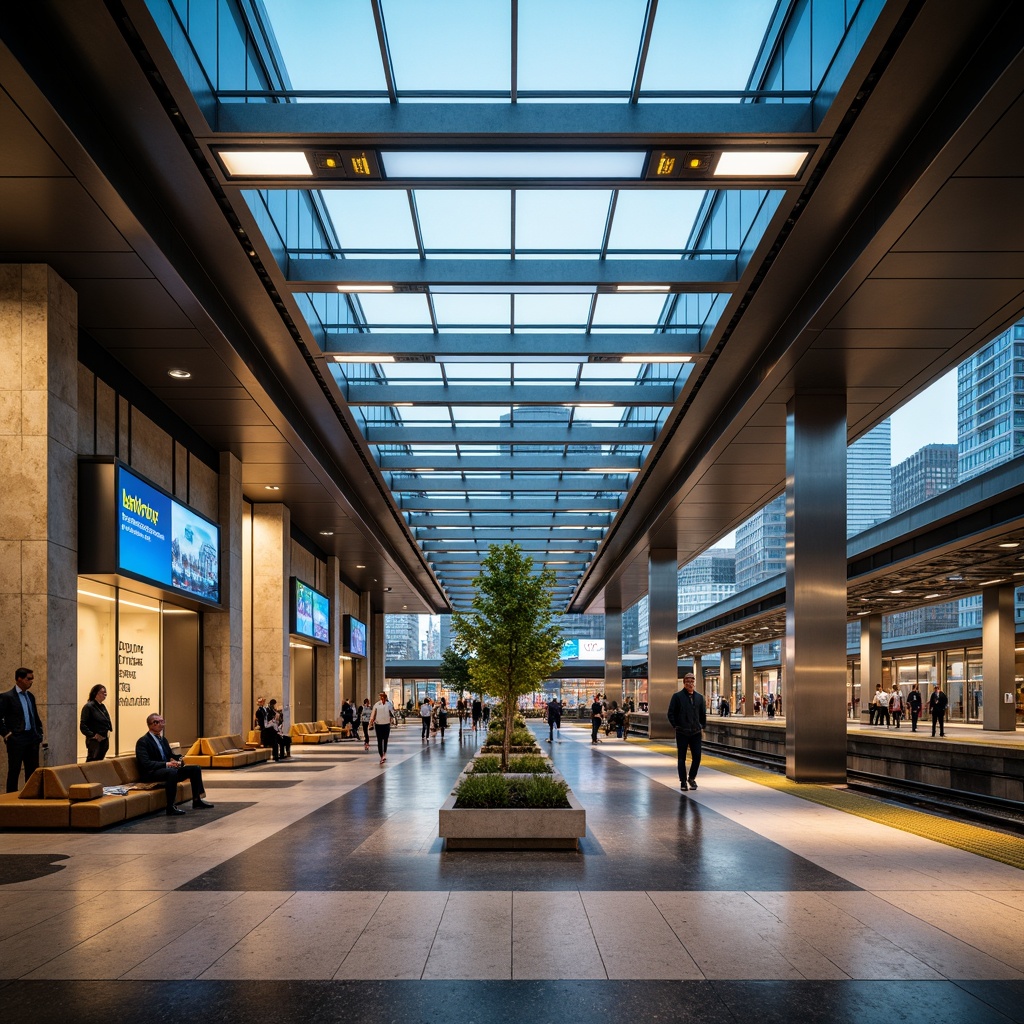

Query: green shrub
454 773 510 808
470 756 501 774
507 755 552 773
511 776 570 808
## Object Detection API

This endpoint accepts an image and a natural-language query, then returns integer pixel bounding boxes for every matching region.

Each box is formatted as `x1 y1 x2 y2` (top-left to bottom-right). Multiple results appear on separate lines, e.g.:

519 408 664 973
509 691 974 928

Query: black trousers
375 724 391 758
146 763 206 807
674 729 702 782
931 711 946 736
260 727 281 760
910 710 920 731
421 716 431 739
591 717 601 742
4 734 41 793
85 736 110 761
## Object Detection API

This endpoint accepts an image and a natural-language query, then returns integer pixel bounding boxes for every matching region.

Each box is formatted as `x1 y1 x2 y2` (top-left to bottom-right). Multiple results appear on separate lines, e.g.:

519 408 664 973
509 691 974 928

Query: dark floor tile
0 853 69 885
109 801 256 834
957 980 1024 1023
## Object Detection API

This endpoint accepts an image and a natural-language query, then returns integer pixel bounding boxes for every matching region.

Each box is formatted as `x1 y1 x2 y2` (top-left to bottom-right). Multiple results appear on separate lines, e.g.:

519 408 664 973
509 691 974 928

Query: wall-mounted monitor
80 460 221 607
342 614 367 658
290 578 331 645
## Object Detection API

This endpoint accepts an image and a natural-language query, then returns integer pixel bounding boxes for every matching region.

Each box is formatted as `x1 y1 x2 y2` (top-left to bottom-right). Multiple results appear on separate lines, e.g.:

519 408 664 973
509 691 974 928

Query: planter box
439 765 586 850
479 745 541 755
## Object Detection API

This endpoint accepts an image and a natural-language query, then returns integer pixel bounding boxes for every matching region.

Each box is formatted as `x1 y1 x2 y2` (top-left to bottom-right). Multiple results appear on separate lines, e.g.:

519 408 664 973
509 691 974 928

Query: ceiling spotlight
219 150 313 177
998 542 1020 549
924 593 940 599
888 589 904 594
319 530 334 537
167 368 192 379
356 564 366 569
264 485 281 491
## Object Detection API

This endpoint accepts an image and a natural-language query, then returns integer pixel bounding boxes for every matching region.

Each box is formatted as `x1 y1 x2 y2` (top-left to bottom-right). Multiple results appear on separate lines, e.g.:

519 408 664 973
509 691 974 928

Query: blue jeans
674 729 702 782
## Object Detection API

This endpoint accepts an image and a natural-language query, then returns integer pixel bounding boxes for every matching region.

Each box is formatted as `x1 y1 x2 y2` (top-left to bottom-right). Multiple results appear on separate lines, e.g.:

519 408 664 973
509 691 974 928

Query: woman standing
420 697 433 742
359 698 372 750
80 684 113 761
369 691 397 764
436 697 449 740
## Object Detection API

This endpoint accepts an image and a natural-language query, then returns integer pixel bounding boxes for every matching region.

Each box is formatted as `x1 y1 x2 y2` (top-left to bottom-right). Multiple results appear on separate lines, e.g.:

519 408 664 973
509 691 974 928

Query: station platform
0 720 1021 1023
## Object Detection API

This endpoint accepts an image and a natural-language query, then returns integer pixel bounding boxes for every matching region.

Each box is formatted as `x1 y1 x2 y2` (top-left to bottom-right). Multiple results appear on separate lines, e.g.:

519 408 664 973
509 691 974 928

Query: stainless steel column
860 613 882 723
982 585 1016 731
720 648 732 709
605 605 623 704
785 392 848 782
693 655 703 699
648 549 678 740
742 644 754 716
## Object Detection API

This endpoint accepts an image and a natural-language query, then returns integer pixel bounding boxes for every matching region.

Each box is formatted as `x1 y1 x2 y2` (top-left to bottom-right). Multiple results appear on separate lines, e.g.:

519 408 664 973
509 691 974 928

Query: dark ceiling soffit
287 258 738 290
212 101 815 139
568 0 1022 615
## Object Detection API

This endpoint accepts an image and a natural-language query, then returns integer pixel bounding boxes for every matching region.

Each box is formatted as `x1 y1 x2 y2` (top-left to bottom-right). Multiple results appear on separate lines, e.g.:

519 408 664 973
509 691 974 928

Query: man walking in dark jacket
667 672 707 791
928 684 948 737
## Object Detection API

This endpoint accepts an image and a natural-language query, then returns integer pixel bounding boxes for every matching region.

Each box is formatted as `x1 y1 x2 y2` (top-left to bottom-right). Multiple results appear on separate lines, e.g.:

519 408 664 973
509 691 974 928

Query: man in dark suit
135 713 214 816
0 667 44 793
667 672 707 791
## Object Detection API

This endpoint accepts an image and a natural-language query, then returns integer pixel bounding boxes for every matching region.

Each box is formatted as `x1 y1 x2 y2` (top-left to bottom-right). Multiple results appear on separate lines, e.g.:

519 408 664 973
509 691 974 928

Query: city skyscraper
891 443 958 515
678 548 737 620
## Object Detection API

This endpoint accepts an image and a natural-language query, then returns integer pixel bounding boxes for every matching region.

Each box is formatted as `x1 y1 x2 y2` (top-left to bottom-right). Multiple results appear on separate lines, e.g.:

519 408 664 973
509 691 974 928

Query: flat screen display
117 466 220 603
292 578 330 644
343 614 366 657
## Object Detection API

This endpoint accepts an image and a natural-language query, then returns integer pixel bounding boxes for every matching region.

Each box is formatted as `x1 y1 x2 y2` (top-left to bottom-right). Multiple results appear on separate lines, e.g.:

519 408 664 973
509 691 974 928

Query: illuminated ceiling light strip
336 284 394 293
585 467 638 473
219 150 313 176
620 355 692 363
616 284 670 293
380 150 647 180
979 578 1007 586
714 150 809 177
330 354 396 363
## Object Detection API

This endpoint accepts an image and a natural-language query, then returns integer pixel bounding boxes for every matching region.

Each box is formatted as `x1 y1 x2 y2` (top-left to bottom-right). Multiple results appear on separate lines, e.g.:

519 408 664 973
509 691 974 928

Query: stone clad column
785 392 848 782
604 605 622 703
647 549 678 740
316 555 341 723
982 585 1015 731
0 266 78 765
203 451 243 734
251 504 290 717
371 609 385 699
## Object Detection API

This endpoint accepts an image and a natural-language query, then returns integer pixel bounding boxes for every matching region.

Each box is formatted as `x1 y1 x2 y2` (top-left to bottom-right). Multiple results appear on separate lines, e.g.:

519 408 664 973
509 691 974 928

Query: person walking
80 684 113 761
928 684 948 737
359 698 372 750
907 683 923 732
419 697 433 742
369 691 397 764
471 697 483 731
667 672 707 791
546 696 560 743
0 668 44 793
590 694 604 744
889 687 904 729
436 697 449 740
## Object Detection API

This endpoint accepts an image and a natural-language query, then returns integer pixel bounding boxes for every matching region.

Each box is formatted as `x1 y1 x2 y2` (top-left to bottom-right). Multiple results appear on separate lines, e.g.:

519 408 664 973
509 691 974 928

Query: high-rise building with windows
891 444 959 515
384 614 420 661
848 421 892 535
735 495 786 589
678 549 736 620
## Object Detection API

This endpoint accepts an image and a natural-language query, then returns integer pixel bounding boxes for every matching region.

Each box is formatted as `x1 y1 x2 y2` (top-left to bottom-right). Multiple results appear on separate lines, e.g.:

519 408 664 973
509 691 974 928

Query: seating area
289 721 336 744
183 734 272 768
0 756 193 830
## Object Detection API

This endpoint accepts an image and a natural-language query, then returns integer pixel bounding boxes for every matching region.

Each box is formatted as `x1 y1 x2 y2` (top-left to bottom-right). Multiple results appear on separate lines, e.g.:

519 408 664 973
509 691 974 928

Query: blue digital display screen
117 466 220 603
294 579 330 643
344 615 366 657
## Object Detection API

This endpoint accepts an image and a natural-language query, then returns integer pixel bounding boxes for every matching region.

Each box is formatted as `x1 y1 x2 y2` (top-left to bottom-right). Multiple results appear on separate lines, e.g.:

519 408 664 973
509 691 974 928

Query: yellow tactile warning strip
633 737 1024 871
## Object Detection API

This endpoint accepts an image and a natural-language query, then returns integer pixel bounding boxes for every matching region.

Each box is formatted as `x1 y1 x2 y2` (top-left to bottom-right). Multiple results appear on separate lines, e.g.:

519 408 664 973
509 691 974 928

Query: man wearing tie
135 713 214 816
0 667 44 793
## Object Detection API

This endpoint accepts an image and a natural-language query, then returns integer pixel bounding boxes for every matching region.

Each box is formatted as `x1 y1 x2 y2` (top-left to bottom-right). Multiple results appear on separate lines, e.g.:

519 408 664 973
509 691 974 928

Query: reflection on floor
0 722 1021 1023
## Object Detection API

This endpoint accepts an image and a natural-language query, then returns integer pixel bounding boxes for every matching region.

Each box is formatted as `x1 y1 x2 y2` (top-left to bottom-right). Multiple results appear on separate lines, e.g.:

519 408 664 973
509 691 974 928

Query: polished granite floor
0 721 1021 1023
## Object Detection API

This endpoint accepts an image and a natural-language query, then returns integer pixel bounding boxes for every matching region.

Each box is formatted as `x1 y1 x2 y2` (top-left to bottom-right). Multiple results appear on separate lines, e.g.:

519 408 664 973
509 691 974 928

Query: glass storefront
77 581 200 759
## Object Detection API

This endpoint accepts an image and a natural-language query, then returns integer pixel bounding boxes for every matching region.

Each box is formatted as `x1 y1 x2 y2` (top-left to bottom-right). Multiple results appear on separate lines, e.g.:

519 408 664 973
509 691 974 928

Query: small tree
451 543 563 770
439 646 472 700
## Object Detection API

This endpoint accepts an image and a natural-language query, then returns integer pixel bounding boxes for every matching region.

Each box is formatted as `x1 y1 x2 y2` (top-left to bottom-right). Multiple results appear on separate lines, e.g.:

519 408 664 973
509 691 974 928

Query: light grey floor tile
511 891 604 980
422 890 512 980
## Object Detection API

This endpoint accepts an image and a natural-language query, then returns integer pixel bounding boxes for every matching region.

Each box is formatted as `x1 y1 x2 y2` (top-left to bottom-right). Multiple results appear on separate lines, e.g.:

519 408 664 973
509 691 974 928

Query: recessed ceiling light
980 578 1006 586
219 150 313 176
998 542 1020 549
319 530 334 536
714 150 808 177
888 589 904 594
356 564 366 569
330 354 397 363
336 284 394 293
924 593 940 599
620 355 693 363
616 284 670 293
380 150 647 180
264 485 280 491
586 467 637 473
167 368 191 379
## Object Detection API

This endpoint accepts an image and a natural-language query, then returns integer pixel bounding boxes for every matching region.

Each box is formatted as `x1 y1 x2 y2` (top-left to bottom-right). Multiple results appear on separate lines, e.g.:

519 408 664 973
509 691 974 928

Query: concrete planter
439 765 586 850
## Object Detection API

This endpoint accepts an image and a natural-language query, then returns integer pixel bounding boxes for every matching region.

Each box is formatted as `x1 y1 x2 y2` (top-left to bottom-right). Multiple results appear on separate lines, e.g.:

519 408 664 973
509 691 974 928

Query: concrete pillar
203 451 243 735
860 614 882 723
982 585 1016 731
355 591 372 702
647 549 678 740
316 555 341 724
371 609 385 699
741 644 754 716
784 392 848 783
0 266 78 766
604 606 622 703
251 504 290 717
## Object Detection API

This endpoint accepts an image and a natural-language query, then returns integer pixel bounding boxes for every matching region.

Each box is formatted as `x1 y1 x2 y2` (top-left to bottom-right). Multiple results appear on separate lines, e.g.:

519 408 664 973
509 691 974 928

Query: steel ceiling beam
380 453 644 471
345 384 679 406
407 512 613 527
397 496 620 512
413 528 605 540
384 476 635 492
419 540 599 552
366 424 657 444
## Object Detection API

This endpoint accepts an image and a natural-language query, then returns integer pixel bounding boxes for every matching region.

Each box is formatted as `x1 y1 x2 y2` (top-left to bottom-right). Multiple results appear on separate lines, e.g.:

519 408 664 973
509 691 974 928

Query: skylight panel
320 191 417 255
514 294 593 329
641 0 776 96
376 364 444 382
432 294 511 329
518 0 648 93
606 190 708 255
414 190 511 252
514 191 611 253
441 362 511 381
590 293 672 328
513 362 581 382
356 293 432 328
261 0 387 94
384 0 511 94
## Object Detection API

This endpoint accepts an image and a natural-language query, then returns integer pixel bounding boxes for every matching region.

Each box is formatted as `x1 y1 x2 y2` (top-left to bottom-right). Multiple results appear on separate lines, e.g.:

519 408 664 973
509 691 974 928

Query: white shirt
369 700 395 728
876 690 890 708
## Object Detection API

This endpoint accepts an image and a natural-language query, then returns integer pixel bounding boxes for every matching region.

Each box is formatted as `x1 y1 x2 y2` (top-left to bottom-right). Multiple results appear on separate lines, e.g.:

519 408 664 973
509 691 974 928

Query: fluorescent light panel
220 150 313 176
381 151 647 180
336 284 394 293
330 354 396 363
616 284 670 293
714 150 808 177
620 355 692 363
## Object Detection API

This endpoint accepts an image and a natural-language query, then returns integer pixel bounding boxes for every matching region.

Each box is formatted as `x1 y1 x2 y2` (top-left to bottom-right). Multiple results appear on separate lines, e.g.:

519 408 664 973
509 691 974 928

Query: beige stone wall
252 504 290 711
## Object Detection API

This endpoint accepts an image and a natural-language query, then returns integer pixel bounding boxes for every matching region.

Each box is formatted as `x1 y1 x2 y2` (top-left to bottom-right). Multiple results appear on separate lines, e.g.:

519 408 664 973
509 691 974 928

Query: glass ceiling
152 0 880 609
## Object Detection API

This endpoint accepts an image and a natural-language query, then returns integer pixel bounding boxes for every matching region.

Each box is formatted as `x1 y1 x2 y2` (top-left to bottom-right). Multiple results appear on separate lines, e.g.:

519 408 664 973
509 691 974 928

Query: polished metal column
785 392 848 782
982 585 1016 731
741 644 754 716
693 655 703 698
860 614 882 723
648 549 679 740
719 648 732 709
605 605 623 703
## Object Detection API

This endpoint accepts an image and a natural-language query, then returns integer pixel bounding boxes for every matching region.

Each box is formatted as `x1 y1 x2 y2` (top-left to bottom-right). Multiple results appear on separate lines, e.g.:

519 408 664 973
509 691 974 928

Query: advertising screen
117 466 220 603
292 578 330 644
343 615 367 657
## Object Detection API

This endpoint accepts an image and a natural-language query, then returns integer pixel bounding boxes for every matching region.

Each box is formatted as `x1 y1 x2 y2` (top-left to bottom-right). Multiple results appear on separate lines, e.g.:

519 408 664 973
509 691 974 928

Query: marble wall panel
77 366 95 454
129 409 171 491
94 379 116 456
173 443 188 501
188 455 217 519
